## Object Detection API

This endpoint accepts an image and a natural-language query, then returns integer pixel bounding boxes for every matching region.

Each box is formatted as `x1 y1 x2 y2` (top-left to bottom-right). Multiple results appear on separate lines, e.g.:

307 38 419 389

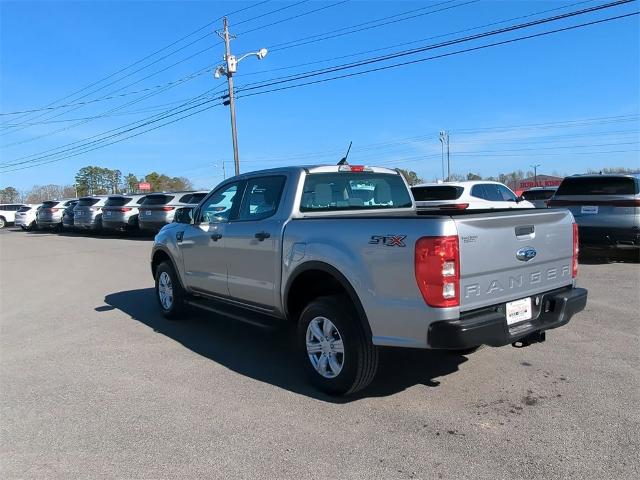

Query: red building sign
138 182 151 191
511 175 563 195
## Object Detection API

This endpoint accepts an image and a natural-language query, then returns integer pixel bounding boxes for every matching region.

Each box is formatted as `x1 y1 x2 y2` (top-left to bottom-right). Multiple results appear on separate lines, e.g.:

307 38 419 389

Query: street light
215 18 268 176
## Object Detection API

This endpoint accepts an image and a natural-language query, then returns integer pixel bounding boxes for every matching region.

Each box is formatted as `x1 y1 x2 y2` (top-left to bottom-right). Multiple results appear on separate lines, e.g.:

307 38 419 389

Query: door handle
254 231 270 241
210 233 223 241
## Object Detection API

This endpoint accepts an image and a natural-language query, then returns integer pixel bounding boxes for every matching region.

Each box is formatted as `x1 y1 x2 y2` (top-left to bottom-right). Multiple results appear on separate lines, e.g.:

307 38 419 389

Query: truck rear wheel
298 295 378 395
155 261 187 319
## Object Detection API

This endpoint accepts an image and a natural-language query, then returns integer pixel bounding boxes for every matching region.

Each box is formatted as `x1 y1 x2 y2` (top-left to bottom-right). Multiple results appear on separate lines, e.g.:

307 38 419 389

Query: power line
235 10 638 101
267 0 475 52
238 0 597 78
236 0 351 36
237 0 636 94
0 100 226 173
2 5 636 172
1 0 354 140
1 85 226 167
0 67 213 117
1 1 272 130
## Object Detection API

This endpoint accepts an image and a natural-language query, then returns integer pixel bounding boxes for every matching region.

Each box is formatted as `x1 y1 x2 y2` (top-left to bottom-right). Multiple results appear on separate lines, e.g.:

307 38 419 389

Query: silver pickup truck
151 165 587 395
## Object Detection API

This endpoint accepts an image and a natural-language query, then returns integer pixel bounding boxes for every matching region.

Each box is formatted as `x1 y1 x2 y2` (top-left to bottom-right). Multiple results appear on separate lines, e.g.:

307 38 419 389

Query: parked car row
2 190 208 234
410 174 639 261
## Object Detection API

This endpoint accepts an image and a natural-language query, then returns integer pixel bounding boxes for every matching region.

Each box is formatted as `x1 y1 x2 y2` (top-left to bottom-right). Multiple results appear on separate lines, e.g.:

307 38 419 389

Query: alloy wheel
158 271 174 310
305 316 345 378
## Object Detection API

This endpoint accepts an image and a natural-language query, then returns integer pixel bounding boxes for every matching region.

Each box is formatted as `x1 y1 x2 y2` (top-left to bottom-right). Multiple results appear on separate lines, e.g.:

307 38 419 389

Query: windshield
300 172 412 212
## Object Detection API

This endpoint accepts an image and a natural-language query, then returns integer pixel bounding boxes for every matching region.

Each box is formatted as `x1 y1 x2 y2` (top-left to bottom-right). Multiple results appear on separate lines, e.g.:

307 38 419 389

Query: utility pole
439 130 450 181
530 163 541 187
215 18 268 177
221 18 240 176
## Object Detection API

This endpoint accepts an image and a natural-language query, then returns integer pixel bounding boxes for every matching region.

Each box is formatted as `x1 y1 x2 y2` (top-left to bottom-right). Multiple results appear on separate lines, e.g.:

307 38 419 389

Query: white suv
411 181 534 211
0 203 27 228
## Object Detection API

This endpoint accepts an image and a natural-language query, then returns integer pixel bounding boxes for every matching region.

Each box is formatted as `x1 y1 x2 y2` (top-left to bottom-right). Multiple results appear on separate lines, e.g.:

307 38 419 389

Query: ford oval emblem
516 246 537 262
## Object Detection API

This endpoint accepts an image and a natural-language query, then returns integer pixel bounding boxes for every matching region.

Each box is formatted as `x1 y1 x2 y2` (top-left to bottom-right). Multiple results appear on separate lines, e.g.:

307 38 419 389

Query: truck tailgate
455 209 575 312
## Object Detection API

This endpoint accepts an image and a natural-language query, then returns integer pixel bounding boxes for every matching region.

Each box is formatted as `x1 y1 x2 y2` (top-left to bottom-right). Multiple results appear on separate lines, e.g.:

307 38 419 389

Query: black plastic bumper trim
427 287 588 349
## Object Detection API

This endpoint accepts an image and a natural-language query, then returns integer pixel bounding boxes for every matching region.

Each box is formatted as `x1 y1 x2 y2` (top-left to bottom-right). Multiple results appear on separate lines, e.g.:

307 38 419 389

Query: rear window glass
188 193 207 204
105 197 132 207
142 194 174 205
17 206 32 212
411 186 464 201
522 189 556 201
300 172 412 212
78 198 100 207
178 193 195 203
41 201 59 208
556 176 638 195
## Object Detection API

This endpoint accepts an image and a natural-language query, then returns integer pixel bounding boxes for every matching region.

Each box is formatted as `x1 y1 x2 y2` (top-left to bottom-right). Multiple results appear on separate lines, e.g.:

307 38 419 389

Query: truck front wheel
155 261 187 319
298 295 378 395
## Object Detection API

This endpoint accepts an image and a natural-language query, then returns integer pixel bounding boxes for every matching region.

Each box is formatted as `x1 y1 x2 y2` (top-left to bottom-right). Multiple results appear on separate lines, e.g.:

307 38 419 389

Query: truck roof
230 165 401 179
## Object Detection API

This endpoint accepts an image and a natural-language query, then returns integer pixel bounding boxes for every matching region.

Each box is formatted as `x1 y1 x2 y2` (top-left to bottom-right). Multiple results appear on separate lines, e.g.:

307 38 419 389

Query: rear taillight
118 207 132 212
572 223 579 278
439 203 469 210
162 206 175 211
415 236 460 308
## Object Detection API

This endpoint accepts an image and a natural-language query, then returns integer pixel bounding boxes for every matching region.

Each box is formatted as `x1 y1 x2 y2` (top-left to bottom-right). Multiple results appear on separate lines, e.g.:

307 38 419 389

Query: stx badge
369 235 407 247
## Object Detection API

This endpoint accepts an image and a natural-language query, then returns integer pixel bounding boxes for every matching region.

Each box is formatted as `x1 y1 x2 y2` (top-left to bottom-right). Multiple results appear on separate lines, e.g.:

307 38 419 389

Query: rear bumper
103 216 137 230
37 219 61 227
75 219 101 229
578 226 640 250
427 287 588 349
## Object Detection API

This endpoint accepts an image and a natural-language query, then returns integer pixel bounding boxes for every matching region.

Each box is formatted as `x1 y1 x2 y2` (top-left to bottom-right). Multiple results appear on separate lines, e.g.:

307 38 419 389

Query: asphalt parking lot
1 227 638 480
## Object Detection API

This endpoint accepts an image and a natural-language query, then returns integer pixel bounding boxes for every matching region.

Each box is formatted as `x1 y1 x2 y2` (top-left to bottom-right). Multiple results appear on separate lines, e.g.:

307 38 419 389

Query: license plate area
506 297 532 325
581 205 598 214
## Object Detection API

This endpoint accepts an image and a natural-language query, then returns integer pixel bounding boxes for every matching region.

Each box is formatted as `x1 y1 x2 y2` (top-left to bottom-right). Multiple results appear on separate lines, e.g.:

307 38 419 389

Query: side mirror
174 207 194 224
516 196 525 203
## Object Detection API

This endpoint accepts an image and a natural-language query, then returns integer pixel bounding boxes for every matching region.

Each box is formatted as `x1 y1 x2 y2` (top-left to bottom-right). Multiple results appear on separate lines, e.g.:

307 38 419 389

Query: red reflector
572 223 579 278
439 203 469 210
162 206 175 211
119 207 132 212
415 236 460 308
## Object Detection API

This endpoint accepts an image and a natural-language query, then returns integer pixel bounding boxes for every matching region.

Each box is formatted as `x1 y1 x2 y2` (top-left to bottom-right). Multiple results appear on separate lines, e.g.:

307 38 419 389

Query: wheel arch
284 261 372 339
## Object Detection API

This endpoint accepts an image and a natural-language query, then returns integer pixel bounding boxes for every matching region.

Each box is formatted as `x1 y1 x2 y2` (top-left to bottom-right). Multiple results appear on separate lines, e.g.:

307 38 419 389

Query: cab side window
238 176 286 221
197 182 241 224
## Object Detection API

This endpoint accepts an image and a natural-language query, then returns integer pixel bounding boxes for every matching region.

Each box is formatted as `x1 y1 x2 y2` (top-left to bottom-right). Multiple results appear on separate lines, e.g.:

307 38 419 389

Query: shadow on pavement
24 228 155 241
103 288 468 403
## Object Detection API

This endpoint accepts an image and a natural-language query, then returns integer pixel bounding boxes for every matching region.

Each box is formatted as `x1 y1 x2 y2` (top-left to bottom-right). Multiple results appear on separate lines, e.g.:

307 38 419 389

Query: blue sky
1 0 639 191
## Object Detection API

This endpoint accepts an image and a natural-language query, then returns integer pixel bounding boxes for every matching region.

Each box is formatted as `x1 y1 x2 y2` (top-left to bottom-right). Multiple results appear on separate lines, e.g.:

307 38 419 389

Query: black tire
298 295 378 396
26 220 37 231
0 217 5 229
155 261 187 319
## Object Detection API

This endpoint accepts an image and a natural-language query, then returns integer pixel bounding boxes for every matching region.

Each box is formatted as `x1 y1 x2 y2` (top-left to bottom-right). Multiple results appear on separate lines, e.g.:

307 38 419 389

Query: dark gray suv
549 174 640 260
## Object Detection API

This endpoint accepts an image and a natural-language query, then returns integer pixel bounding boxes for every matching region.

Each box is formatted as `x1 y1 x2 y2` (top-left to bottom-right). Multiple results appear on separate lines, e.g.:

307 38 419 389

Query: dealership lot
1 228 638 479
